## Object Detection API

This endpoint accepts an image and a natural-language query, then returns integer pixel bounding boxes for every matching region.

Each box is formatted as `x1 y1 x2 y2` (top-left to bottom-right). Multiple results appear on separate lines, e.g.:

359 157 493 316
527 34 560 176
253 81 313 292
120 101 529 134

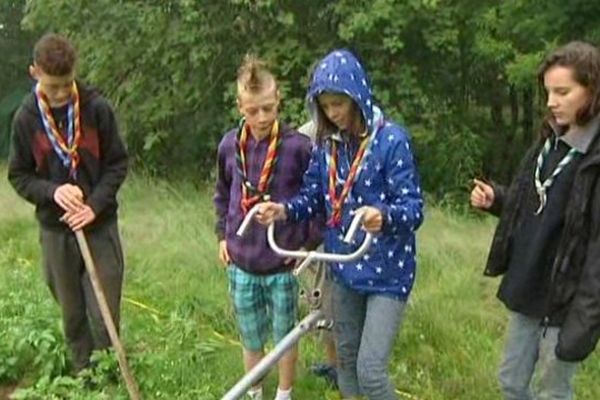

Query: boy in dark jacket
8 33 128 373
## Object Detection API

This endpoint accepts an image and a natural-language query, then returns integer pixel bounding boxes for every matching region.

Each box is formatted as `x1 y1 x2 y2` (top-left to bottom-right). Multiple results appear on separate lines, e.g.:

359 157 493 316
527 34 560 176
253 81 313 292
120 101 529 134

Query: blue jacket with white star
285 50 424 299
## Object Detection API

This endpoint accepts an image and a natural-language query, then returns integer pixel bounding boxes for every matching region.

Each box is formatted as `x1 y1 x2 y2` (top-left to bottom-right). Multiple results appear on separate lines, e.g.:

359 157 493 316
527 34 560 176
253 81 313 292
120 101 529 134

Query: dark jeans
40 220 124 372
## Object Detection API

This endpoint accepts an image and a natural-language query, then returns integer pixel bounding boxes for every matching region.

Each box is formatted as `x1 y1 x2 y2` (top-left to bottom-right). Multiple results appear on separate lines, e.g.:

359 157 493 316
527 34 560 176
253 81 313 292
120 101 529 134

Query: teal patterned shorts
228 264 299 351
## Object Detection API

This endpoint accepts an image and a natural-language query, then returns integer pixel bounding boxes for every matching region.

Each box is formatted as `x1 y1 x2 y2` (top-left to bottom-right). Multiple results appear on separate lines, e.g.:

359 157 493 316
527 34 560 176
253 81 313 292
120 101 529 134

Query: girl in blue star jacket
257 49 423 399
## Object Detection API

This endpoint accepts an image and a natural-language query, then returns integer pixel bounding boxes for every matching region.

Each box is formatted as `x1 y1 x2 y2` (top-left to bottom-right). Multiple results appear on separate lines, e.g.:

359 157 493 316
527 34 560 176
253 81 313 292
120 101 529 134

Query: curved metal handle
236 205 262 237
236 204 373 276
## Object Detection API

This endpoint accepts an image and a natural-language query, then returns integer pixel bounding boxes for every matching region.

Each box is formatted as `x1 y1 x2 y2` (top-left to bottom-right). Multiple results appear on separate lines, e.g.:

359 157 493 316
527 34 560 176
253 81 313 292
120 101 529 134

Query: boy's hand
355 206 383 233
218 240 231 266
255 202 287 225
54 184 84 213
470 178 495 210
60 205 96 231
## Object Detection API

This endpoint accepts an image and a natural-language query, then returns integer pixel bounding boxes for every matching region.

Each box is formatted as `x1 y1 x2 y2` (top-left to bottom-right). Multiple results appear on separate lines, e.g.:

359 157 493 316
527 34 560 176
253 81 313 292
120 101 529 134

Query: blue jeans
499 312 578 400
332 282 405 400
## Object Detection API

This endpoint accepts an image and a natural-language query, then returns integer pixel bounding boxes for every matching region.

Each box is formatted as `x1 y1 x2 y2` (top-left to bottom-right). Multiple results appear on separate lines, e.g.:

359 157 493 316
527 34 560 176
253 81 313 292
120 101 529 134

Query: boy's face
237 84 280 138
317 92 356 132
30 64 75 108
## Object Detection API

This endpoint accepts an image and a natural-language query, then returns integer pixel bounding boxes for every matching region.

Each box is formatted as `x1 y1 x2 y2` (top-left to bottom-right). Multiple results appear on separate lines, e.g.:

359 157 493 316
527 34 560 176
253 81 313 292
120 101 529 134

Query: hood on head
307 49 376 132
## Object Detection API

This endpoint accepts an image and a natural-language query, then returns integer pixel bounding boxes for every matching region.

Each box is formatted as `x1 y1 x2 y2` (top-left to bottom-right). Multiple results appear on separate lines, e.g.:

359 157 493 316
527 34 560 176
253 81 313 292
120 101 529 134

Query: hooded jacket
8 83 128 230
285 50 424 299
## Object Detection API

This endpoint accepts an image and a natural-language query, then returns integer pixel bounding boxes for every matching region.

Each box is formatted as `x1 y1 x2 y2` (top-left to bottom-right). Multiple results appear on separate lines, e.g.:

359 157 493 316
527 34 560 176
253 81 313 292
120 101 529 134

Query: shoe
310 363 338 389
246 387 263 399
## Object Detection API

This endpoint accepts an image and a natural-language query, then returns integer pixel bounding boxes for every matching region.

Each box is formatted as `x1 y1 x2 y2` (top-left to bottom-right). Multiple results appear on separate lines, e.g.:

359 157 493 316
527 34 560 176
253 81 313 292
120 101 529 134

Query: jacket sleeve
556 194 600 362
285 146 326 223
7 113 59 205
213 137 232 241
487 181 507 217
486 141 540 218
375 128 424 236
298 141 324 249
86 98 128 215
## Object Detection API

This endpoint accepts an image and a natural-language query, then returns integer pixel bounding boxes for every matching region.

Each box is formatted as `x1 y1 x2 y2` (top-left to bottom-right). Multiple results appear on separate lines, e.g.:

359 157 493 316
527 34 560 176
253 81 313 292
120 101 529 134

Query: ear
236 96 243 114
29 64 39 80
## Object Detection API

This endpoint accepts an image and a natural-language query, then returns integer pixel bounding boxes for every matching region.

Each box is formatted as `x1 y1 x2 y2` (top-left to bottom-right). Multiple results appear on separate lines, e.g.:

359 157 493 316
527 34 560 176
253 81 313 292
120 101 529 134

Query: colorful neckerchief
34 82 81 178
236 119 281 214
533 136 579 214
327 133 369 227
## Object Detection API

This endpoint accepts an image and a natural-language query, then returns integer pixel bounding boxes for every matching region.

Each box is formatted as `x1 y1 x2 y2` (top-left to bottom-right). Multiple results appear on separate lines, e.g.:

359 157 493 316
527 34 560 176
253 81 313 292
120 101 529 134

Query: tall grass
0 167 598 399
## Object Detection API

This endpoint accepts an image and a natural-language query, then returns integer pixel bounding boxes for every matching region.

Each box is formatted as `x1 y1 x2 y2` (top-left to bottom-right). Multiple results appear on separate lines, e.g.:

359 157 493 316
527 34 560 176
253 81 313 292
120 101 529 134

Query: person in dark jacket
8 33 128 373
471 41 600 400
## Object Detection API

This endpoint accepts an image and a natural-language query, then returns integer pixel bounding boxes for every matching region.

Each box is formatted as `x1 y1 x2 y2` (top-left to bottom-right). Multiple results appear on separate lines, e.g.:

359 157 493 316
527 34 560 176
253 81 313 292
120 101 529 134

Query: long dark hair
538 41 600 135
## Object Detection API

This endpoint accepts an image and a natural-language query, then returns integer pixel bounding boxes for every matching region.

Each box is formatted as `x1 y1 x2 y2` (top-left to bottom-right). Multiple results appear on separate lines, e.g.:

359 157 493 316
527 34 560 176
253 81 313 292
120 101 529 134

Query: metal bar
221 310 324 400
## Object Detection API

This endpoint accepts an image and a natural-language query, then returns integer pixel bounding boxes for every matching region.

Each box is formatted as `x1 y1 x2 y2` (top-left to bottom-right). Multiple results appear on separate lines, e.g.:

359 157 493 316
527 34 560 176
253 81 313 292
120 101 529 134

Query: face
544 65 590 127
30 64 75 108
237 84 280 138
317 92 357 131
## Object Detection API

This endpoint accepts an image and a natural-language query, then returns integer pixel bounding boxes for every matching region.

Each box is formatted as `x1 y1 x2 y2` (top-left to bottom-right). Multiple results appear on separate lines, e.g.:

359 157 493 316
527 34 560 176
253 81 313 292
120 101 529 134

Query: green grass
0 166 599 399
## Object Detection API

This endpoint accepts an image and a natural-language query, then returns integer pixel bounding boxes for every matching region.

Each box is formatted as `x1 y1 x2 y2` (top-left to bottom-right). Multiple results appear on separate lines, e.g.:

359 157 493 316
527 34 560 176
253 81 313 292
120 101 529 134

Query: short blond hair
236 54 277 97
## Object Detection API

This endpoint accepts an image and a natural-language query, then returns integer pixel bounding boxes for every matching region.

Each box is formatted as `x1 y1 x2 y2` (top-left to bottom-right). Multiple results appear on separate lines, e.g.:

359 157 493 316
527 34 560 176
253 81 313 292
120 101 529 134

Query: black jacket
8 83 128 230
484 124 600 362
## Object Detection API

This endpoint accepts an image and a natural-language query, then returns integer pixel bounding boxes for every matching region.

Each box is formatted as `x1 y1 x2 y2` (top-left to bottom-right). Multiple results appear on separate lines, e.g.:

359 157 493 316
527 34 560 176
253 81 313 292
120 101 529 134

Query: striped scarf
34 82 82 178
236 119 282 214
327 134 369 227
534 136 579 214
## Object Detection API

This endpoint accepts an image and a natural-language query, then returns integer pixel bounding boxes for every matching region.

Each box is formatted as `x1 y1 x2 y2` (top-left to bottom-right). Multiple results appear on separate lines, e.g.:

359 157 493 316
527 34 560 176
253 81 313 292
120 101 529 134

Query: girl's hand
255 202 287 225
470 178 495 210
356 206 383 233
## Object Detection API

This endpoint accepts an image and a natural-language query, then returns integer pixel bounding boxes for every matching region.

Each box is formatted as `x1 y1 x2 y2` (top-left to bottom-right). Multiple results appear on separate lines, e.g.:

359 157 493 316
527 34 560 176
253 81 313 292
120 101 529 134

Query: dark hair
314 94 365 144
538 41 600 128
33 33 77 76
236 54 277 97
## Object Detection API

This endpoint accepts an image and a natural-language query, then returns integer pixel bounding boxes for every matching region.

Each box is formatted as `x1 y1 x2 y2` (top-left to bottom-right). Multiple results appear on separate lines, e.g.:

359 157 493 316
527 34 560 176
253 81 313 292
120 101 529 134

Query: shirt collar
554 114 600 154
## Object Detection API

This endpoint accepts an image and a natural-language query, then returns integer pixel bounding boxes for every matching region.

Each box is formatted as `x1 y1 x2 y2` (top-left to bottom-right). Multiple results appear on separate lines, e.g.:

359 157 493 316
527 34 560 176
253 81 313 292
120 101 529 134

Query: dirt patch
0 384 17 400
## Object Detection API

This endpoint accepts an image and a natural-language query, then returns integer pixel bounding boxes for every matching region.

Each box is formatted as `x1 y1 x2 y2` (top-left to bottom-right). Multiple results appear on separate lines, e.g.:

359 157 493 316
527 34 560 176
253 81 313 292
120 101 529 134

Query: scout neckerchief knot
236 118 282 214
533 136 579 215
327 133 369 227
34 82 82 179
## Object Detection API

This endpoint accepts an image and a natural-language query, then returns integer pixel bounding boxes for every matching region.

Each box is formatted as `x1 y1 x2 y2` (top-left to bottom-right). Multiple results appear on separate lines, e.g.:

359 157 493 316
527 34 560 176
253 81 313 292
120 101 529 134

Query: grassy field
1 166 599 399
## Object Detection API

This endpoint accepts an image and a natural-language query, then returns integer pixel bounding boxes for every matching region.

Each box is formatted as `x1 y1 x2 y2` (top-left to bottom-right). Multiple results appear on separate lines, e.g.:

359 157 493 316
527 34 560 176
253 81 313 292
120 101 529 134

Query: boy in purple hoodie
213 55 313 400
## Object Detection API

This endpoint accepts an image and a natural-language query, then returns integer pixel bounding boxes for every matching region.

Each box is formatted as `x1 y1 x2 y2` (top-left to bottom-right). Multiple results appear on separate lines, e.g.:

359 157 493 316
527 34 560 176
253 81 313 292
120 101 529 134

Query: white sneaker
274 387 292 400
247 387 263 400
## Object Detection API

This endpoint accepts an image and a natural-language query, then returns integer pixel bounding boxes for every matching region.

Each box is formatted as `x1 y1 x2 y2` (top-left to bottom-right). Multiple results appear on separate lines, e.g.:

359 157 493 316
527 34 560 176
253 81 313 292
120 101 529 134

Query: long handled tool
222 206 372 400
74 230 141 400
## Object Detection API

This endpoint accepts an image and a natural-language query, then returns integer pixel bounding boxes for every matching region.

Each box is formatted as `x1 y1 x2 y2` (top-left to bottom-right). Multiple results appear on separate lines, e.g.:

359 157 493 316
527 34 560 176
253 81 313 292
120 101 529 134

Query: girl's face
317 92 357 132
544 65 590 128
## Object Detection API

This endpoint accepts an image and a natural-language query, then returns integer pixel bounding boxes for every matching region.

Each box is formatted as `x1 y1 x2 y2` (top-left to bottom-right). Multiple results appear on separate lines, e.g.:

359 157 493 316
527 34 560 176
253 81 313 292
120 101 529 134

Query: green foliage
0 1 35 157
10 0 600 198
